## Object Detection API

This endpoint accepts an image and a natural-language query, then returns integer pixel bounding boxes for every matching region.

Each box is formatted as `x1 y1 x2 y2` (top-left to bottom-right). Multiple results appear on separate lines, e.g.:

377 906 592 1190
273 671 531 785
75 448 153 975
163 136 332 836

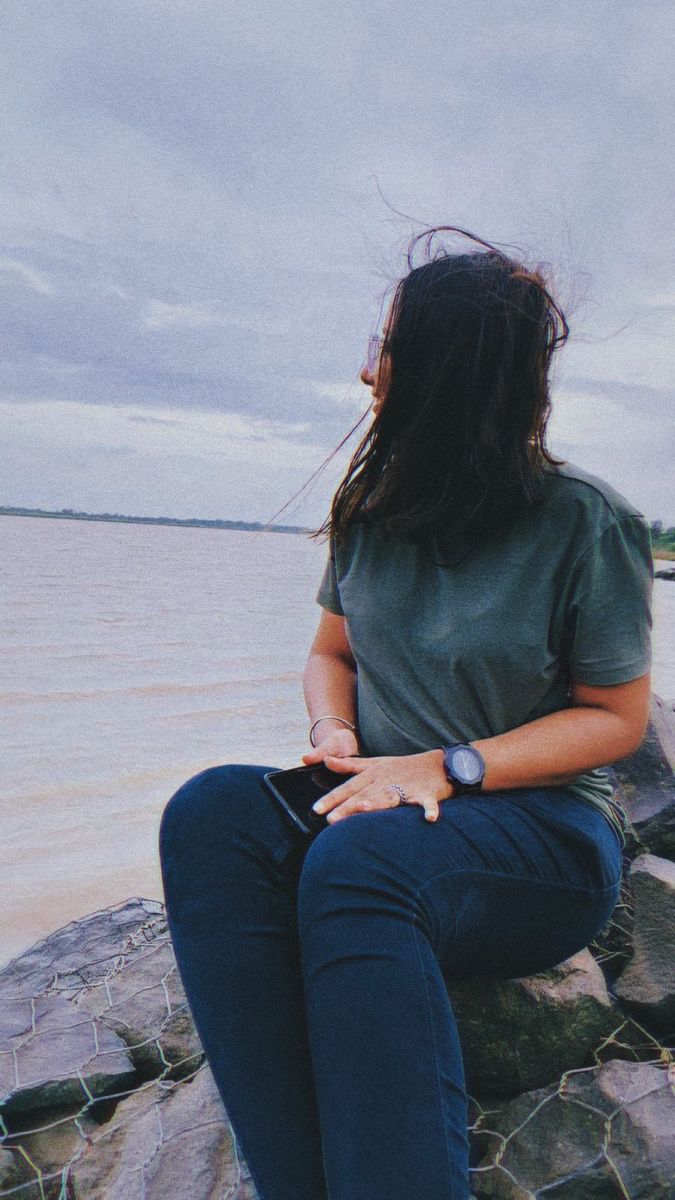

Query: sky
1 0 673 527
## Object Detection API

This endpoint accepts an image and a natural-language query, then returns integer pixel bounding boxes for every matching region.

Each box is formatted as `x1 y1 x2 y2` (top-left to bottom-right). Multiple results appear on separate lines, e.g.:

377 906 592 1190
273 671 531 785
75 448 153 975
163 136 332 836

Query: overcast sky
1 0 673 526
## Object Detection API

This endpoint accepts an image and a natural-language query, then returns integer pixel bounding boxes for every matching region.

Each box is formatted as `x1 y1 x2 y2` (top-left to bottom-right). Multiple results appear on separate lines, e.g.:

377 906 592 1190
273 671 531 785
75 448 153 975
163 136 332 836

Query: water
1 517 329 967
1 515 673 967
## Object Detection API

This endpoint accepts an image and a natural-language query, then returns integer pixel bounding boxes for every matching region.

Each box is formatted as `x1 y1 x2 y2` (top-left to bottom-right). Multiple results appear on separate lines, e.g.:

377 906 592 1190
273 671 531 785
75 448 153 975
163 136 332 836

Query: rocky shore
1 695 674 1199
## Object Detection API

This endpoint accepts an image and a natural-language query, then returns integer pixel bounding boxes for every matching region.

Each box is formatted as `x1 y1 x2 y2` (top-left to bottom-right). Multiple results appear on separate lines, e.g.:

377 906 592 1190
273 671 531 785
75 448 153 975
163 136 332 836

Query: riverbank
0 505 309 534
4 506 675 563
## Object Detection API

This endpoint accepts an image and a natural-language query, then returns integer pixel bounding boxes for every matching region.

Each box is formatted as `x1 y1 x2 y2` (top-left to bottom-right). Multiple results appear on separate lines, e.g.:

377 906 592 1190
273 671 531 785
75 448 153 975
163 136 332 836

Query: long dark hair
314 226 568 556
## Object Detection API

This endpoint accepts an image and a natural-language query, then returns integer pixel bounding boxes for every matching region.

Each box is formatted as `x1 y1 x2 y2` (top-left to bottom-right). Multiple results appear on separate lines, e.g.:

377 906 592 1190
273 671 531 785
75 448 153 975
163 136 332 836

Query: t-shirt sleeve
316 544 345 615
563 514 654 686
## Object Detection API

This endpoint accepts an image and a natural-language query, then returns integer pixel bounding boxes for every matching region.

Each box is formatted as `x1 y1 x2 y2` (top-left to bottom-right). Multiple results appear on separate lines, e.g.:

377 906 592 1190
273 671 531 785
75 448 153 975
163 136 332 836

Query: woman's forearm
465 705 643 792
303 652 358 733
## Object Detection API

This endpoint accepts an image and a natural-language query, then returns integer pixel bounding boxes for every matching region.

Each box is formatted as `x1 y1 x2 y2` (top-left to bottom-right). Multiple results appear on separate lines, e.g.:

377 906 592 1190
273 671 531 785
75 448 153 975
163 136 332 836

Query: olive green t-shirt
316 462 654 850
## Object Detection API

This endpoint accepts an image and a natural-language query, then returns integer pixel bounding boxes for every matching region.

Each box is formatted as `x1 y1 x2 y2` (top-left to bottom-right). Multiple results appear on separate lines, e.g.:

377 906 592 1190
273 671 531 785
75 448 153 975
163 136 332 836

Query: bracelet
309 715 357 748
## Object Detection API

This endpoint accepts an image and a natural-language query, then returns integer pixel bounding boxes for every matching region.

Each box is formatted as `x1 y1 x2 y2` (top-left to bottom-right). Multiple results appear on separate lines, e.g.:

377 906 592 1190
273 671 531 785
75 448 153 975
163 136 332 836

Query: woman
159 227 653 1200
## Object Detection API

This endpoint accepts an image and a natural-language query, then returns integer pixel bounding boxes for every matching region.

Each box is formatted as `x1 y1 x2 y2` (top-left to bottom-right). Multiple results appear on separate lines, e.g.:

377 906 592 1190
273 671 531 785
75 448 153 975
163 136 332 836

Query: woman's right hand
302 727 360 765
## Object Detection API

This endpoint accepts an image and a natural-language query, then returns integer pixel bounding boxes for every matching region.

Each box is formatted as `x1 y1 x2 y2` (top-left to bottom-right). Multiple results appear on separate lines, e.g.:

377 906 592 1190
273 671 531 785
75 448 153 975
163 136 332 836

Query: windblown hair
315 226 569 557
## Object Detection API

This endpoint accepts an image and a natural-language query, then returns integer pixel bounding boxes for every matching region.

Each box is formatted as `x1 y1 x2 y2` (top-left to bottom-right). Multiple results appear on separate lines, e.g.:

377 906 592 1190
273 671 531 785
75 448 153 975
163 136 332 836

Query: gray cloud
0 0 673 521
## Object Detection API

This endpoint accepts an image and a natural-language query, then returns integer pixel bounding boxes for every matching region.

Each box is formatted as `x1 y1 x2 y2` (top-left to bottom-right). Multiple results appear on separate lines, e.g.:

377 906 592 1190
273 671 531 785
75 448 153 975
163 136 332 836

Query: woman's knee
159 763 272 865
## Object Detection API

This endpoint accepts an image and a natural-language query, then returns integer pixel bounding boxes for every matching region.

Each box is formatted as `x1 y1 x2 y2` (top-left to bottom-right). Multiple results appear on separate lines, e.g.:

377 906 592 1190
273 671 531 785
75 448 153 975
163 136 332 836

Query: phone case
263 766 352 837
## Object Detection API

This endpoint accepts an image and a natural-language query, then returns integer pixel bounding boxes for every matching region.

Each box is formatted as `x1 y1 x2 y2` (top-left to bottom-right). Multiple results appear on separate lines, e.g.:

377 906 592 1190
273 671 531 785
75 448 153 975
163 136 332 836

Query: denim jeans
159 764 623 1200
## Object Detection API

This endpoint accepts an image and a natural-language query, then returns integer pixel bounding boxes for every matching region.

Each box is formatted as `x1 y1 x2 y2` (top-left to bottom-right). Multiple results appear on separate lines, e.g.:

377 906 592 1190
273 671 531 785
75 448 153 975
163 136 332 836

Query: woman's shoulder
541 460 647 532
332 466 649 574
331 517 386 566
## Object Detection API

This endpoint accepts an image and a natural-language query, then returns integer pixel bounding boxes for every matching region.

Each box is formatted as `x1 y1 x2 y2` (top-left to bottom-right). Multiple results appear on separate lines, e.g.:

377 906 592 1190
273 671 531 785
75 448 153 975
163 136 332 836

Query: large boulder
613 854 675 1032
0 898 203 1086
470 1058 675 1199
0 901 249 1199
609 694 675 859
70 1067 258 1200
447 950 615 1097
0 899 167 999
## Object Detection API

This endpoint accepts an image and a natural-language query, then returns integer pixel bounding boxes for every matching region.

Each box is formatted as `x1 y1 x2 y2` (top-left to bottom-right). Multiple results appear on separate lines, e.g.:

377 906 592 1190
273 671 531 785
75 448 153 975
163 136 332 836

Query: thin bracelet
309 715 357 748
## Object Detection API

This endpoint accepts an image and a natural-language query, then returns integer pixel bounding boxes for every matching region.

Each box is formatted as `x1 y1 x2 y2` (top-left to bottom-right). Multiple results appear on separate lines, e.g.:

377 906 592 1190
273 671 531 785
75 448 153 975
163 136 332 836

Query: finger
312 774 368 813
323 754 371 774
326 787 396 823
394 792 441 822
423 798 440 822
301 748 325 764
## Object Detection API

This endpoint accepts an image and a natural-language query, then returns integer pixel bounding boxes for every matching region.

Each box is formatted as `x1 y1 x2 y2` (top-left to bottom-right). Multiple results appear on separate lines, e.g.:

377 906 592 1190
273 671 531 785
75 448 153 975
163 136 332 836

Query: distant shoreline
2 505 673 560
0 506 310 536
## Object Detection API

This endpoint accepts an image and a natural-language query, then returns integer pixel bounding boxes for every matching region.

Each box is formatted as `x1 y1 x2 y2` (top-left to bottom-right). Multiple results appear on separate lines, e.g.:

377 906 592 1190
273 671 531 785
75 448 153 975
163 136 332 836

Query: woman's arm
302 611 360 755
311 672 652 823
468 672 652 790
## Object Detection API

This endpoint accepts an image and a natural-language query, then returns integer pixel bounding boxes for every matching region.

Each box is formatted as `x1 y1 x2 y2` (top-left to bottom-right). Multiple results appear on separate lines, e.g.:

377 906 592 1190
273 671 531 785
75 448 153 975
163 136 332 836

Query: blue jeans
159 764 623 1200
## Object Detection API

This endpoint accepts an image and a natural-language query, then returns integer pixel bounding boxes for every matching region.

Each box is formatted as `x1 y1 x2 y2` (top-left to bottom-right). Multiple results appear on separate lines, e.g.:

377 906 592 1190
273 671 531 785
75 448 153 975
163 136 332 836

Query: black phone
263 765 353 837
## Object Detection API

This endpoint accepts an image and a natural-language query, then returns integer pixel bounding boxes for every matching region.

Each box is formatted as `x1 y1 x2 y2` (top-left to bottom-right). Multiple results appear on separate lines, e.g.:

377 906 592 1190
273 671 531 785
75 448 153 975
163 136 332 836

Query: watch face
450 746 483 784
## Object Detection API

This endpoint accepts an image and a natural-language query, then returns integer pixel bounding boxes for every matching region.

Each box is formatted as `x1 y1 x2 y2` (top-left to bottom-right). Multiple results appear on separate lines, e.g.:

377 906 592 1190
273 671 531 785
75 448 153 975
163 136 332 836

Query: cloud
641 292 675 309
0 258 55 295
0 397 319 460
549 387 665 449
561 305 675 392
140 300 278 335
0 395 346 522
141 301 228 332
304 380 369 407
0 0 672 520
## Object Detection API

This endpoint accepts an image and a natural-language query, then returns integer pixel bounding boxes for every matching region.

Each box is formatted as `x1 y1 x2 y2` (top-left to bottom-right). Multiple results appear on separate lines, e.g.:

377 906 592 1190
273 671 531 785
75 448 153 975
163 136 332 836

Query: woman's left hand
309 751 454 823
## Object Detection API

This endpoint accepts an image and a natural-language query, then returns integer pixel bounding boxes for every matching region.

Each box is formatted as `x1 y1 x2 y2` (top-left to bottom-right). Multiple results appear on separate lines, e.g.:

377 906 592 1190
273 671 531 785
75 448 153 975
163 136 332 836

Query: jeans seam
270 833 307 868
411 920 460 1200
413 865 622 903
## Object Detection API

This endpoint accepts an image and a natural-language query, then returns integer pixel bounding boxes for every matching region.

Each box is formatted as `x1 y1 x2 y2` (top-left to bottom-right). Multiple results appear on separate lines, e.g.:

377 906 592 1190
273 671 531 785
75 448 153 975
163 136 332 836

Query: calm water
2 515 674 967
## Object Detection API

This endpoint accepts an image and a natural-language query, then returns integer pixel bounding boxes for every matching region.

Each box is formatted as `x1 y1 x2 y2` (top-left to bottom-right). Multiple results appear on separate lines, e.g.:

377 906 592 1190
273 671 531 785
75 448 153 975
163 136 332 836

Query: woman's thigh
159 763 307 888
297 787 623 981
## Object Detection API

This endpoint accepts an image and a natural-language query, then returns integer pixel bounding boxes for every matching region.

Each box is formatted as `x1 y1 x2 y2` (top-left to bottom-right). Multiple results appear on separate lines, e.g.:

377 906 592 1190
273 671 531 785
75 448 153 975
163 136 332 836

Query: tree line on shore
0 505 308 535
649 521 675 558
1 506 674 556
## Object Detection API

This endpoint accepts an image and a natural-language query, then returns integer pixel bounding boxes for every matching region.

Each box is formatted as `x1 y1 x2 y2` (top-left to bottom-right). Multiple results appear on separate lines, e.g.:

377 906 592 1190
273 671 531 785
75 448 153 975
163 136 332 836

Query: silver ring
387 783 408 805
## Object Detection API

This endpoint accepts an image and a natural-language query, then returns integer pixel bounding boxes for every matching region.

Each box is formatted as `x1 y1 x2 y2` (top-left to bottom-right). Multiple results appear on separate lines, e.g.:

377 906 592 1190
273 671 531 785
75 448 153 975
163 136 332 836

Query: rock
1 1104 100 1199
74 933 203 1080
0 991 135 1116
0 898 203 1083
70 1065 259 1199
613 854 675 1032
609 693 675 859
0 899 166 999
471 1058 675 1199
447 951 615 1097
0 1147 31 1192
636 803 675 861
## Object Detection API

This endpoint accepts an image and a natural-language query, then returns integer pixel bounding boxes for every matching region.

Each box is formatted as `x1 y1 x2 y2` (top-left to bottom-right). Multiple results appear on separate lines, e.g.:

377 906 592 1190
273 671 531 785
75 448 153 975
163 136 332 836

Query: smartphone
263 765 354 837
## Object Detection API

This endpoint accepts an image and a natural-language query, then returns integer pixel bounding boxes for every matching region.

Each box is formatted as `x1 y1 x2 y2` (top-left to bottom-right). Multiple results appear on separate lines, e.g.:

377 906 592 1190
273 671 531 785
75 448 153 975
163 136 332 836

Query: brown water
1 517 329 966
1 515 673 967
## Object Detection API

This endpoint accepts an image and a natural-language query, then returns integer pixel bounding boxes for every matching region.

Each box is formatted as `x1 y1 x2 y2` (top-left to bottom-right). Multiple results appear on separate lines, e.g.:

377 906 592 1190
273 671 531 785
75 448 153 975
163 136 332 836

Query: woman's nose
360 365 374 387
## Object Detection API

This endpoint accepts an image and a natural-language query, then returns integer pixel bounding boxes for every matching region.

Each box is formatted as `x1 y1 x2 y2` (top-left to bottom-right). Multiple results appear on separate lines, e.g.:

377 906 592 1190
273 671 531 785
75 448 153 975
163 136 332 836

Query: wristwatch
442 743 486 794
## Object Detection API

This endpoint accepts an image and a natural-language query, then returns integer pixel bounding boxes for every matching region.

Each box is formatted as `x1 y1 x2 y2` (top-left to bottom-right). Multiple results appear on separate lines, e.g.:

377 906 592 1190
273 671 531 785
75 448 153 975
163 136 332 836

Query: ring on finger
386 783 409 805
